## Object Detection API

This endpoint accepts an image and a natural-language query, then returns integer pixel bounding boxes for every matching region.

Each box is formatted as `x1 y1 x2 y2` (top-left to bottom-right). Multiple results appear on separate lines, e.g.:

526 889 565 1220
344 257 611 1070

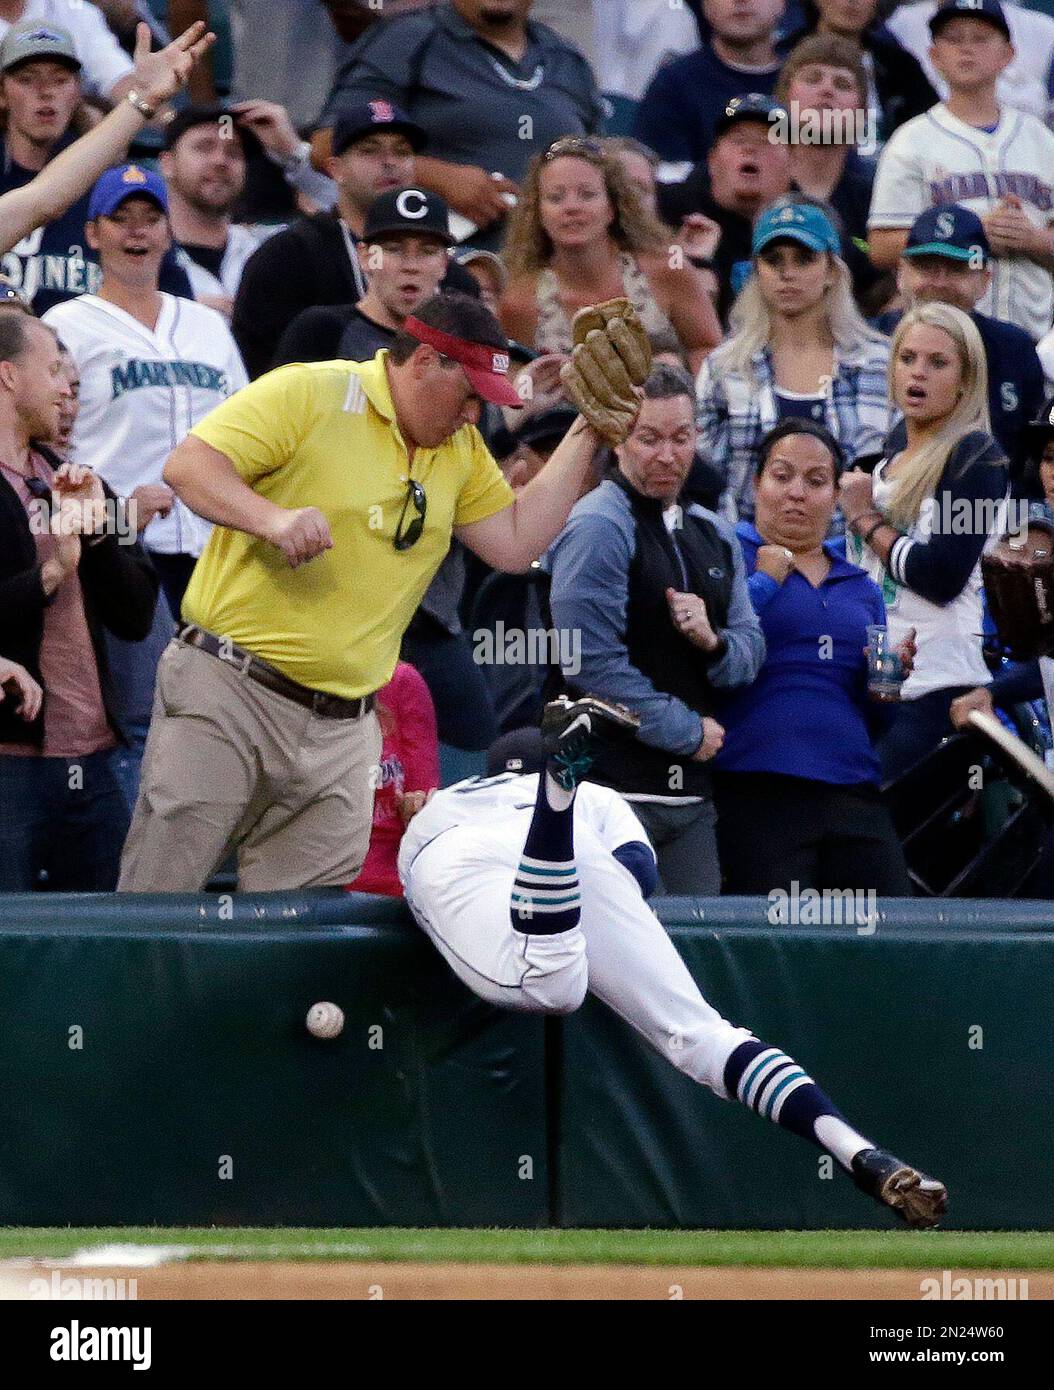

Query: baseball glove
560 297 652 446
982 518 1054 660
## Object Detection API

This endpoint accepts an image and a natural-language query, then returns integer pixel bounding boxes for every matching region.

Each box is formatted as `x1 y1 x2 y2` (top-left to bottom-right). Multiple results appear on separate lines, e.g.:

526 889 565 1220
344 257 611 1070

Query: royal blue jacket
714 523 889 785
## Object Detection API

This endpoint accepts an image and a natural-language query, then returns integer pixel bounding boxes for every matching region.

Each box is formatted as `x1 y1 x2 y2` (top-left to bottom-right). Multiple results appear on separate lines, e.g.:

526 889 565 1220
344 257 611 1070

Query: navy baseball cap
88 163 168 220
332 99 427 156
362 187 453 245
715 92 788 141
486 727 547 777
929 0 1011 41
904 204 990 263
753 198 840 256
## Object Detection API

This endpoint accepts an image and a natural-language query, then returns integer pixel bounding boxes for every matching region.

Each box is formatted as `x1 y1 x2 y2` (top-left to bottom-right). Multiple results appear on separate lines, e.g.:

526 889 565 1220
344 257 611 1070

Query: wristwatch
273 140 311 175
125 90 157 120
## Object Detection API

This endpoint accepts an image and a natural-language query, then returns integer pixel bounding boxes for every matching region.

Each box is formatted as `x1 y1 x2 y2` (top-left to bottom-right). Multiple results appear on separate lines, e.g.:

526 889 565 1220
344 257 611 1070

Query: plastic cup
866 624 904 702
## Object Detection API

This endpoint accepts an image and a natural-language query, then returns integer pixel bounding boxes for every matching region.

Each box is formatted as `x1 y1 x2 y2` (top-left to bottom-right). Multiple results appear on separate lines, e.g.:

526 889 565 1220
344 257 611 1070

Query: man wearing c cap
118 291 612 892
272 185 455 367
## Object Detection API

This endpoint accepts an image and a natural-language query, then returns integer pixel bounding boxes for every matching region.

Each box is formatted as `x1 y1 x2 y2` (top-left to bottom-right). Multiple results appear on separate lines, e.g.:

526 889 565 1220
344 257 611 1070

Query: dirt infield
1 1263 1049 1300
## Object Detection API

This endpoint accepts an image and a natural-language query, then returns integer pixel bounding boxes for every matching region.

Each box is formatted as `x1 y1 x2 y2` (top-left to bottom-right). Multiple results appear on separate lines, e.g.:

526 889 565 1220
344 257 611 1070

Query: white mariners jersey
397 773 653 883
869 104 1054 340
43 292 248 556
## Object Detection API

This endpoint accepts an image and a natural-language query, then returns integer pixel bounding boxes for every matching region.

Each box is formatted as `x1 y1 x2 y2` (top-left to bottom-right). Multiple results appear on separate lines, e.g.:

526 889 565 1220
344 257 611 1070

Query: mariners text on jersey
110 359 230 399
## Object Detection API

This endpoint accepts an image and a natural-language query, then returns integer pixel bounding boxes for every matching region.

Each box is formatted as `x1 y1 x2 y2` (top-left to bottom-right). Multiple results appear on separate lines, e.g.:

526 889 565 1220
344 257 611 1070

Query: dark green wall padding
0 893 1050 1229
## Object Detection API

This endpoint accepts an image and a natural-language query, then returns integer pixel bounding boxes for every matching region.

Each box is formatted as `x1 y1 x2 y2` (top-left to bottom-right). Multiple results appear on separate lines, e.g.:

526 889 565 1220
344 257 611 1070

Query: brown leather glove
559 297 652 446
982 519 1054 660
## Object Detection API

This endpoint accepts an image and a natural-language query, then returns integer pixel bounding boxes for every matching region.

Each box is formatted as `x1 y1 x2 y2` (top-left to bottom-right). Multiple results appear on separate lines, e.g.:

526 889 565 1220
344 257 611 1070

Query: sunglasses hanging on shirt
393 477 427 551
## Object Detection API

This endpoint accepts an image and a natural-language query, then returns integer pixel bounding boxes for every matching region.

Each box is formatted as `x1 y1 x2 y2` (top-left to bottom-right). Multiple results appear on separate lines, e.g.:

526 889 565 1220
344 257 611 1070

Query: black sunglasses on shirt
393 478 427 551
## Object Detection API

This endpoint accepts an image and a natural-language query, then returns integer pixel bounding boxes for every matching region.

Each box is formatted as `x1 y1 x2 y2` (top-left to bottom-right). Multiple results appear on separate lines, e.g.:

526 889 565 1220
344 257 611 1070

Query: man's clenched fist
266 507 333 567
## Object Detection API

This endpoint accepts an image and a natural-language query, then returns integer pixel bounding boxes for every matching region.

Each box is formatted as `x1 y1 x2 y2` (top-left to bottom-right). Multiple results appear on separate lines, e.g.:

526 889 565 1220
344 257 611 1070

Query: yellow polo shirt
181 352 514 698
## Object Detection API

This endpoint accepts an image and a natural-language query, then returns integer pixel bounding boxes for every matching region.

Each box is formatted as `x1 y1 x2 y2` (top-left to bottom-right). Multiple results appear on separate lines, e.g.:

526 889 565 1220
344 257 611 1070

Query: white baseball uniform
398 774 751 1097
43 293 249 557
869 103 1054 340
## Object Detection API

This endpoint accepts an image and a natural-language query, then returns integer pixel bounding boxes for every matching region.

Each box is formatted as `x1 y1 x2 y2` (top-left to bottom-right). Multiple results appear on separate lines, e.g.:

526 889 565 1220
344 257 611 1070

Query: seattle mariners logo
935 210 956 239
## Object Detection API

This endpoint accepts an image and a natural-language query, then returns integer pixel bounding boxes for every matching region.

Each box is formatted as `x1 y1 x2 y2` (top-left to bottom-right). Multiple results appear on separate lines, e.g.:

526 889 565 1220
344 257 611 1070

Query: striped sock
510 774 581 935
724 1039 866 1165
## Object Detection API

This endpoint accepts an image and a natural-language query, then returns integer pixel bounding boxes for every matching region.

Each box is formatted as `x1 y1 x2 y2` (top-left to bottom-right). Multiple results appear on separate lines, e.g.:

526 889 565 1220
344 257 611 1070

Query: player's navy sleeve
613 840 659 898
887 434 1009 605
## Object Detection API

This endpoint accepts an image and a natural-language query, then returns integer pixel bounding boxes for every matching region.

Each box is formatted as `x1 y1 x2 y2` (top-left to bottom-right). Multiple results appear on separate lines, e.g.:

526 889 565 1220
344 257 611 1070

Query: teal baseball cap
753 199 840 257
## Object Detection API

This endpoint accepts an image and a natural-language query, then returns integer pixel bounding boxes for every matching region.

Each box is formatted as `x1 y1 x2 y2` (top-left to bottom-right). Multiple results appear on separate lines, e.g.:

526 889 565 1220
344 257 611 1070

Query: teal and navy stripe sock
724 1038 847 1145
511 775 581 935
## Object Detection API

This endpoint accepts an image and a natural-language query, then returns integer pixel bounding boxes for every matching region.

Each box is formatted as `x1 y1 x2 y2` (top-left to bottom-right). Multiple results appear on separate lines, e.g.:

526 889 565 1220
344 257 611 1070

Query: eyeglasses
393 478 427 551
543 136 605 163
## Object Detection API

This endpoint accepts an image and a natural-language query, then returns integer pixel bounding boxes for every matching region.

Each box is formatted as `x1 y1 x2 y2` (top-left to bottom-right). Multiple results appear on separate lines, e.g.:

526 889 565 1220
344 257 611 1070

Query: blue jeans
0 750 130 890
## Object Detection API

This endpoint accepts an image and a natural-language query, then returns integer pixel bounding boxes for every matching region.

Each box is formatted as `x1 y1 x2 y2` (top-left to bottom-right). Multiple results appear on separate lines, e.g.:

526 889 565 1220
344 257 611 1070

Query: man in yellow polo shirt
118 292 604 891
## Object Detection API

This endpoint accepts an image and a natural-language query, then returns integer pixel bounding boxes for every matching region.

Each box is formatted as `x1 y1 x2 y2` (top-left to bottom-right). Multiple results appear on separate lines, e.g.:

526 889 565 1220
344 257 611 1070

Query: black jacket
0 455 159 748
562 470 739 798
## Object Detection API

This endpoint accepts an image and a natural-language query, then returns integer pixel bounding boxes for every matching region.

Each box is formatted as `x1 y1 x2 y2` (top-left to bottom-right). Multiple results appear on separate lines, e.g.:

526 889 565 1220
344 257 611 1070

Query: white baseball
306 1001 344 1039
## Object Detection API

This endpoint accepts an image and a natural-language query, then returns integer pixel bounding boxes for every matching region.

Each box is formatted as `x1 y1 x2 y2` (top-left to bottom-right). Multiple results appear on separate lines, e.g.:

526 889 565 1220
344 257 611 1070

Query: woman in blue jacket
713 418 912 895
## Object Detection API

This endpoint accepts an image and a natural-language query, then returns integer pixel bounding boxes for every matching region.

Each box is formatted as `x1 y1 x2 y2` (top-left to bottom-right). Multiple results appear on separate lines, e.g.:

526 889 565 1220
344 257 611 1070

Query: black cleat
540 695 641 790
851 1147 948 1229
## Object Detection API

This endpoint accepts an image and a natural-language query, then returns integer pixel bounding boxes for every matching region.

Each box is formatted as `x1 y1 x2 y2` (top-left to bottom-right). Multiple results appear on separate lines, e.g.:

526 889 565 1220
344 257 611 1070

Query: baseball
306 1002 344 1039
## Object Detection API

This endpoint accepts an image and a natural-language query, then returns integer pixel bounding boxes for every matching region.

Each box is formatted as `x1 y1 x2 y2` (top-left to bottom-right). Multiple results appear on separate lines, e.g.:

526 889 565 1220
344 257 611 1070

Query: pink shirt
0 455 114 758
346 662 440 898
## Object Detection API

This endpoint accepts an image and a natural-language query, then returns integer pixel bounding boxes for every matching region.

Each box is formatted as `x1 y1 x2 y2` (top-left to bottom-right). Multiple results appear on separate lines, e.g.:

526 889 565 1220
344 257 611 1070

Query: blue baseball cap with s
88 164 169 221
904 204 990 263
752 199 840 257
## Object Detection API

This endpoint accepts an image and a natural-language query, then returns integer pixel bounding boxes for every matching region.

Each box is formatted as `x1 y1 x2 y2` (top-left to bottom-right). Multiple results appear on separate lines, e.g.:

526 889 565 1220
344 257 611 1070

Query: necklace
486 53 543 90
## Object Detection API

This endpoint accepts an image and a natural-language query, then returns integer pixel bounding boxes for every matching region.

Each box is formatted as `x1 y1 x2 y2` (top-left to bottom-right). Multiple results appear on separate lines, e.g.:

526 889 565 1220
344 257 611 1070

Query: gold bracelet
125 90 157 120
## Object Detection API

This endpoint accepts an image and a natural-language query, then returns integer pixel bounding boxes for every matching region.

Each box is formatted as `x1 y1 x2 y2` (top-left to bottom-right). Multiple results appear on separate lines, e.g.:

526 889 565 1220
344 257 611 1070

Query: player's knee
524 959 588 1015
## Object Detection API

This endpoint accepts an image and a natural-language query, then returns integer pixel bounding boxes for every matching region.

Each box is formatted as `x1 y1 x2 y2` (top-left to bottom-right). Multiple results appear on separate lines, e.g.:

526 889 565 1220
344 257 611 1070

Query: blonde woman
840 301 1008 780
499 135 721 374
696 195 891 523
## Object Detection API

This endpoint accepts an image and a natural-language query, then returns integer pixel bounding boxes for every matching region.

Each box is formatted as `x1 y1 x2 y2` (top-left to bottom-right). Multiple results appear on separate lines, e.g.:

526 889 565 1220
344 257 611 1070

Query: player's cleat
851 1148 948 1229
540 695 641 791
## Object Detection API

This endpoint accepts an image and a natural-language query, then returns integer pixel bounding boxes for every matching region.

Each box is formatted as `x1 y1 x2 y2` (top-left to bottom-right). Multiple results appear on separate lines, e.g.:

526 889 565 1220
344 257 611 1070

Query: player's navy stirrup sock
723 1039 871 1170
510 772 581 936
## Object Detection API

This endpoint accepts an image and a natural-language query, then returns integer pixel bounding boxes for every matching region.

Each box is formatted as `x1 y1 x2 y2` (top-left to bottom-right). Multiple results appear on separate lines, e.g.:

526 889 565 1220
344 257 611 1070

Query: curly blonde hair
503 138 669 278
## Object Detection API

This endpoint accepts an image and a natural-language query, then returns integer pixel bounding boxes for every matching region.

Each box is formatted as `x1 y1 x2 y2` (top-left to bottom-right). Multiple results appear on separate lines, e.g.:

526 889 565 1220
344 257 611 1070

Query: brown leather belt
178 625 376 720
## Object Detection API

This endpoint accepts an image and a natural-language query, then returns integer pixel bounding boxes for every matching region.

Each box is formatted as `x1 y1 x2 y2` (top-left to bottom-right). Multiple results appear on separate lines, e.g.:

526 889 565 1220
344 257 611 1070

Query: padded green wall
0 893 1050 1228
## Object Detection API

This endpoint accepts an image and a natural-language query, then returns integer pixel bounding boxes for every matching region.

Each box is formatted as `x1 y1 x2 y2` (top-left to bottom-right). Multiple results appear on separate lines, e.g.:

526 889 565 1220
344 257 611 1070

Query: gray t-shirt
321 4 603 184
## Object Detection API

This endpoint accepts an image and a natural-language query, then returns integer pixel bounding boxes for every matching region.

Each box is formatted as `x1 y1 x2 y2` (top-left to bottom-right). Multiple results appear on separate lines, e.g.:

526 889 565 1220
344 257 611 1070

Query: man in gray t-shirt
319 0 602 250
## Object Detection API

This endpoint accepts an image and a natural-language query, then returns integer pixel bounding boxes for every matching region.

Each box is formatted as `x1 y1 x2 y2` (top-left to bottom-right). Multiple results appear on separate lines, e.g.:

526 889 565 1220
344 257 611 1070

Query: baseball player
868 0 1054 341
398 694 949 1229
43 162 248 617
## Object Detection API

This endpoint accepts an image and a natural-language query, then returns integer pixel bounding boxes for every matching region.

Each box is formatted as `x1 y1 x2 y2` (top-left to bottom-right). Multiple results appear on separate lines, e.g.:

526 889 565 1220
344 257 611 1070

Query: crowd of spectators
2 0 1054 902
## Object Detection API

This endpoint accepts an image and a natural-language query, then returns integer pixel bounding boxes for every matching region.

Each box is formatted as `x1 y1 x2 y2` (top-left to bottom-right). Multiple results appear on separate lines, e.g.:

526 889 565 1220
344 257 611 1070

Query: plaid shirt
696 340 893 523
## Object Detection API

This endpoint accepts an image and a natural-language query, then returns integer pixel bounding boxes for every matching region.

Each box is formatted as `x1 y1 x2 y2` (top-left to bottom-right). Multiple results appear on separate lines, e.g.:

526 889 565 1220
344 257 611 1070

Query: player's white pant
403 824 753 1099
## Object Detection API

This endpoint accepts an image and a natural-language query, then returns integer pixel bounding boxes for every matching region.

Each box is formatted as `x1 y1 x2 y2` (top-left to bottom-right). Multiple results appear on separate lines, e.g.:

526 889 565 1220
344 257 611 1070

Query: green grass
1 1227 1053 1269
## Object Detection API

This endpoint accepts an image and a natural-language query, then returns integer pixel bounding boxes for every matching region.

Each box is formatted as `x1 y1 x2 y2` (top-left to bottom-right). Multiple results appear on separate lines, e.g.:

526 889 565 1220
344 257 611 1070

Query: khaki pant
118 640 381 891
